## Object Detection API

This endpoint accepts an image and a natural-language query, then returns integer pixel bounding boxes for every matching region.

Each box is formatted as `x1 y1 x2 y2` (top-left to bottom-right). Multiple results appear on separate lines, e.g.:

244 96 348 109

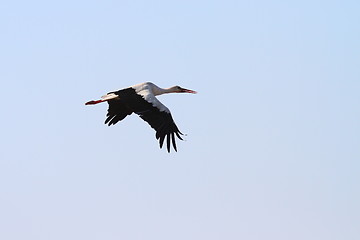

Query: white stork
85 82 197 152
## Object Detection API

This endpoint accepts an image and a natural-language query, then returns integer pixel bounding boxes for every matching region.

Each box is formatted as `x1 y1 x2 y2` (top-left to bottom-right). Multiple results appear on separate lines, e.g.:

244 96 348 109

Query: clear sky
1 0 359 239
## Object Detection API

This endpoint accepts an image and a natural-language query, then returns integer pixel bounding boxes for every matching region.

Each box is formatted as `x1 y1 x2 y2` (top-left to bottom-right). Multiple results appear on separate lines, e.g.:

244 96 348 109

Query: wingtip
166 133 171 153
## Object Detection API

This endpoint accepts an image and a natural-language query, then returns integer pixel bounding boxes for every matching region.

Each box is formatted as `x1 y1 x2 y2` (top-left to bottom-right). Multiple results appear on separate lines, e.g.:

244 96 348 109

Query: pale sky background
1 0 359 239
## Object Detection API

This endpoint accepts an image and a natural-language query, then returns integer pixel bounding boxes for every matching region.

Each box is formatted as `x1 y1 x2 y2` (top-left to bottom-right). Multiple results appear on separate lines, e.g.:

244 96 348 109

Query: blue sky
1 0 359 239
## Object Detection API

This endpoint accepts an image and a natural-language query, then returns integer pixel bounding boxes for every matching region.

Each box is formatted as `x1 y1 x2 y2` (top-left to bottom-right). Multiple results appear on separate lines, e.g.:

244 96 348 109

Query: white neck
153 86 177 96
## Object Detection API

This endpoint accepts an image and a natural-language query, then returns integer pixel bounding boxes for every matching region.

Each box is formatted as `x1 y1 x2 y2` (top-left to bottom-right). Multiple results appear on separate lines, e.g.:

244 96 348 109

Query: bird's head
172 86 197 94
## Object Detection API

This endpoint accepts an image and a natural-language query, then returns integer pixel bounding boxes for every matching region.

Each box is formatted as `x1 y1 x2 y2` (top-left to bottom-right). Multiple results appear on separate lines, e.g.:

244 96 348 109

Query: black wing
105 99 133 126
105 88 135 126
137 108 183 152
105 88 183 152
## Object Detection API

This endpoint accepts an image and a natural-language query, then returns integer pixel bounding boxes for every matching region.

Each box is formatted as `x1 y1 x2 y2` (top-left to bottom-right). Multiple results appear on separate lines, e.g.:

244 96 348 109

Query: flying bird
85 82 197 152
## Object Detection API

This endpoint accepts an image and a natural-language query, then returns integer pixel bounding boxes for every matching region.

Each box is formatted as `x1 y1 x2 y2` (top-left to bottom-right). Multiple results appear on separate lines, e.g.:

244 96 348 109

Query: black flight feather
105 88 183 152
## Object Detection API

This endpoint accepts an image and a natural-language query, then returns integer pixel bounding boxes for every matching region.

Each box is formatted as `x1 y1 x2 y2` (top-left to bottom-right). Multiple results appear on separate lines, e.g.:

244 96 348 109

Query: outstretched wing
104 88 135 126
137 107 183 152
105 99 133 126
104 87 184 152
127 88 183 152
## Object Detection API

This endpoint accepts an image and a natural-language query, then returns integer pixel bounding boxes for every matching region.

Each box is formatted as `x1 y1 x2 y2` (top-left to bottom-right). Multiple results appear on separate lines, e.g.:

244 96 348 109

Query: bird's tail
85 93 119 105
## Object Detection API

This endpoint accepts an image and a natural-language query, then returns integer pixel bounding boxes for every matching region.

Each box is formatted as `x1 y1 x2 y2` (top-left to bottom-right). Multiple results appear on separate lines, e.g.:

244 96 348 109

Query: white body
130 82 170 113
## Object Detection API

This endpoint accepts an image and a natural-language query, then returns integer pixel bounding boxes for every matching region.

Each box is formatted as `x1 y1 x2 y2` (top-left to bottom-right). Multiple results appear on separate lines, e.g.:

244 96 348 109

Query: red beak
181 88 197 94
